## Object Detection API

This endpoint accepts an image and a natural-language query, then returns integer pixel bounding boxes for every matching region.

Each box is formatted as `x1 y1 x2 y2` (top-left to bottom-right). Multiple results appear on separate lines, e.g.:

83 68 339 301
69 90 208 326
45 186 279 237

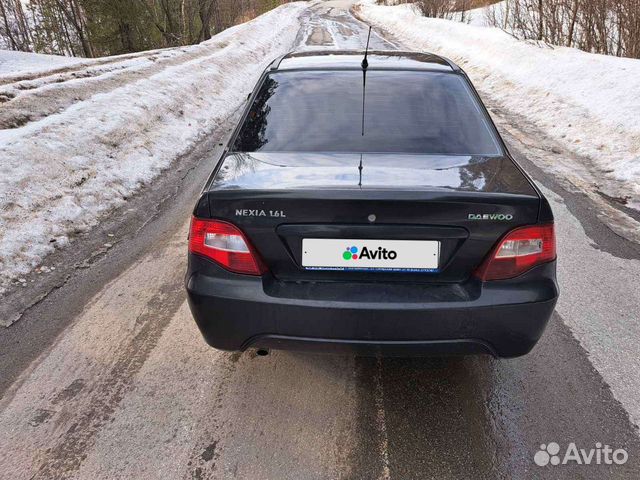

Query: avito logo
343 246 397 261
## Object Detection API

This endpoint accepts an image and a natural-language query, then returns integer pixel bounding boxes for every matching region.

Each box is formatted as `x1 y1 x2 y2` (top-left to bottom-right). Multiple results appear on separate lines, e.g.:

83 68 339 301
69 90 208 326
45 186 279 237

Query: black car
185 50 558 358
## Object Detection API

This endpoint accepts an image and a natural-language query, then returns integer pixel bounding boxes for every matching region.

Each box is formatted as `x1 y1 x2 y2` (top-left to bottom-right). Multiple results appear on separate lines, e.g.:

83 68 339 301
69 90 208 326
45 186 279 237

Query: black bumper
186 258 558 358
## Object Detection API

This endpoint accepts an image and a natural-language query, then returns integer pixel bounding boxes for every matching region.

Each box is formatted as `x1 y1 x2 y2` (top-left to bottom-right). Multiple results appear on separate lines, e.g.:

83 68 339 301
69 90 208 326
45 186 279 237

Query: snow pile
0 3 306 292
0 49 86 76
464 1 503 27
355 0 640 200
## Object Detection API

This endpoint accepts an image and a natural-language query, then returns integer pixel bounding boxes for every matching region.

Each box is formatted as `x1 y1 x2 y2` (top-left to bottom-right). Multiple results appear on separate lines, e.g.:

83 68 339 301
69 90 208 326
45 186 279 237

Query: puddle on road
299 6 397 51
351 355 499 479
344 317 640 479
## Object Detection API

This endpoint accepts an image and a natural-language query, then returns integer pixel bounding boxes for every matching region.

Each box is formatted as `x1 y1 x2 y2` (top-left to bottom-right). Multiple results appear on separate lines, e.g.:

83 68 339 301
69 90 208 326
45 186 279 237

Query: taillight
474 224 556 281
189 217 266 276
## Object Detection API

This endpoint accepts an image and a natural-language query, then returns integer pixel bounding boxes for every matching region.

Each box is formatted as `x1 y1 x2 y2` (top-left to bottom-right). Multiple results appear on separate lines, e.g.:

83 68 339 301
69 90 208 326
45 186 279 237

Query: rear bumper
186 258 558 358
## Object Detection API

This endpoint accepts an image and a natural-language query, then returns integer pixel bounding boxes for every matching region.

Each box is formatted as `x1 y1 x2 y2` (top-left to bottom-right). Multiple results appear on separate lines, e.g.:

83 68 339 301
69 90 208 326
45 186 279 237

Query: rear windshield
232 70 501 155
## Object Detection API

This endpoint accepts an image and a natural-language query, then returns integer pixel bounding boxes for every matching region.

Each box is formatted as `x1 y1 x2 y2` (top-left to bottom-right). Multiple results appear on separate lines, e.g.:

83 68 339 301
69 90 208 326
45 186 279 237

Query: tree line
377 0 640 59
376 1 475 21
0 0 297 57
486 0 640 59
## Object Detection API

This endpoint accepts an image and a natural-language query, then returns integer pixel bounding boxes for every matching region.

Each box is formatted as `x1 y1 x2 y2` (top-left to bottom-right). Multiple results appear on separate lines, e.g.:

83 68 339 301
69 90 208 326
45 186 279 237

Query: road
1 1 640 479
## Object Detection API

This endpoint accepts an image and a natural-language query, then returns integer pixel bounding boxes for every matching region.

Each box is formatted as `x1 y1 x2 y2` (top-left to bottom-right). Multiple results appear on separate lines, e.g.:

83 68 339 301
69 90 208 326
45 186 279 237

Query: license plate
302 238 440 272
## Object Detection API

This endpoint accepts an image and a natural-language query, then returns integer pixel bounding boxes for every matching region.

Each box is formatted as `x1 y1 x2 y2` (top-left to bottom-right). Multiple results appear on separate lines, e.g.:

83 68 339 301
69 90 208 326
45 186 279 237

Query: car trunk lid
204 152 540 283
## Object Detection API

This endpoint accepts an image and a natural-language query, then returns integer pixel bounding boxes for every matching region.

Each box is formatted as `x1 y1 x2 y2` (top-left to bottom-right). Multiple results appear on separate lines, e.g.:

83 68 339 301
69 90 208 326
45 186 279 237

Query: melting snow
0 3 306 292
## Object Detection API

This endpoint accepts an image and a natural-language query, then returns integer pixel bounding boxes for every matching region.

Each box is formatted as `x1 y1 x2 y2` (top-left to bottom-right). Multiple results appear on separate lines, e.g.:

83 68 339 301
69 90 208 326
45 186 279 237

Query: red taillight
474 224 556 281
189 217 266 276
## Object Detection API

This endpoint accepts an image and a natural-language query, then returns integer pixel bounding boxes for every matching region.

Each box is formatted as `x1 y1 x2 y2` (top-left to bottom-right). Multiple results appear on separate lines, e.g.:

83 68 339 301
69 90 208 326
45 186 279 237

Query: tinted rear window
233 70 501 155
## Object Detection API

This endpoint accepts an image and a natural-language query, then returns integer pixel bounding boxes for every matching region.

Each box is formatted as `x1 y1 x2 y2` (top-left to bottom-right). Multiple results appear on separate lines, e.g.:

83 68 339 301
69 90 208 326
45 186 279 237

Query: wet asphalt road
1 1 640 479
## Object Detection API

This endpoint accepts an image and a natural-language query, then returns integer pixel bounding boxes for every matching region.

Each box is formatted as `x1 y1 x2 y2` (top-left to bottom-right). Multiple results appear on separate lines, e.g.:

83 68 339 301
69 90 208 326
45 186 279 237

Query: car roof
271 50 459 73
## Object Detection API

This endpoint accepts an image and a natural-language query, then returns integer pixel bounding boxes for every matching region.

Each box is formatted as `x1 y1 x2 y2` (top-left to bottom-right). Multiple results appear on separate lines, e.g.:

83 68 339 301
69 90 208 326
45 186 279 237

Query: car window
233 70 502 155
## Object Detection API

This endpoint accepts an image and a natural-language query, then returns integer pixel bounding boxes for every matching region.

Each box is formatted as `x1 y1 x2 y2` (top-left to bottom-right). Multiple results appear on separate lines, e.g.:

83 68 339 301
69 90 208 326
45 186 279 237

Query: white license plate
302 238 440 272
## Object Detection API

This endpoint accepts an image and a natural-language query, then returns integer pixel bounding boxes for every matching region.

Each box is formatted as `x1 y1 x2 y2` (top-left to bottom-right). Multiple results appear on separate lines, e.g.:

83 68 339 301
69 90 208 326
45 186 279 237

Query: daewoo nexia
185 50 559 358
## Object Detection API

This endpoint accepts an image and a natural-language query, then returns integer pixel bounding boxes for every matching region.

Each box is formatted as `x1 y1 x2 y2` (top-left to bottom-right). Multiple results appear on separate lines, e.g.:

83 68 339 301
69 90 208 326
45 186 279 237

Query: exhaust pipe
256 348 270 357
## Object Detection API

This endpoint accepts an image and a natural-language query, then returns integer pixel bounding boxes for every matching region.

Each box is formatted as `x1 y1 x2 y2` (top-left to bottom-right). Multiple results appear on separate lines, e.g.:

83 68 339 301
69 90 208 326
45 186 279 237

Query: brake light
189 217 266 275
474 224 556 281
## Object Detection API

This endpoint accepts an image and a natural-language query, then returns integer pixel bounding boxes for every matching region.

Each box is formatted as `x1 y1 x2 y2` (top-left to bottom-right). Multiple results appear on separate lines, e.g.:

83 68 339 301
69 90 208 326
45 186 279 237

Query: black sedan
185 50 558 358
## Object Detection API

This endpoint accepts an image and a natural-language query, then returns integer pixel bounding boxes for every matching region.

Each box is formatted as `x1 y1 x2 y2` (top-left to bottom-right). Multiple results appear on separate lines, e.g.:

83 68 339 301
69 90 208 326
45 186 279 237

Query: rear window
233 70 501 155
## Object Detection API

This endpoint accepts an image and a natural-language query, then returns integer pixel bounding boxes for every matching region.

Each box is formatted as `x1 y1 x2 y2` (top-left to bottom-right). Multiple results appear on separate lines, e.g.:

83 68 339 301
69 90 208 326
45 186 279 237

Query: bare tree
197 0 216 41
0 0 32 50
54 0 93 56
0 0 300 57
486 0 640 59
0 0 19 49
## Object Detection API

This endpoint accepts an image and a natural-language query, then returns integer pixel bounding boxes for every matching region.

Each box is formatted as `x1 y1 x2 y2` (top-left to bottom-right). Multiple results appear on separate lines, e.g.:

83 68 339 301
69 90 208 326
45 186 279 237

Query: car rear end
185 52 558 358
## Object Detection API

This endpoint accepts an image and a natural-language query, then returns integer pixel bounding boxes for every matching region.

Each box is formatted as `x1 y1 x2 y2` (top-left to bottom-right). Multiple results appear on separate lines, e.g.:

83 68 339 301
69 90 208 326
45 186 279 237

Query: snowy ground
355 0 640 210
0 3 306 293
0 49 86 77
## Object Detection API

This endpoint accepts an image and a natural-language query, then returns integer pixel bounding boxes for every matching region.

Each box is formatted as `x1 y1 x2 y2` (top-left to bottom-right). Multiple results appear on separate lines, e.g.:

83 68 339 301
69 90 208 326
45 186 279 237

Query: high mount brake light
189 218 266 276
474 224 556 281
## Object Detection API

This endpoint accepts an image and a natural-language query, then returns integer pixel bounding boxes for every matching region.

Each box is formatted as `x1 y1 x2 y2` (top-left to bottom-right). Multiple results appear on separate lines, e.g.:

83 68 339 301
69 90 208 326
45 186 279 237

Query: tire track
30 277 185 479
181 352 242 480
0 45 187 86
0 39 229 130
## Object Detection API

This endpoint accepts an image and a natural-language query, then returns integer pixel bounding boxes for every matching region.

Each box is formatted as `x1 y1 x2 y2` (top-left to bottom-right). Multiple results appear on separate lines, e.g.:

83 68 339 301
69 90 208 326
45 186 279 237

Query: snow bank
465 1 502 27
355 0 640 200
0 3 306 292
0 49 86 76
